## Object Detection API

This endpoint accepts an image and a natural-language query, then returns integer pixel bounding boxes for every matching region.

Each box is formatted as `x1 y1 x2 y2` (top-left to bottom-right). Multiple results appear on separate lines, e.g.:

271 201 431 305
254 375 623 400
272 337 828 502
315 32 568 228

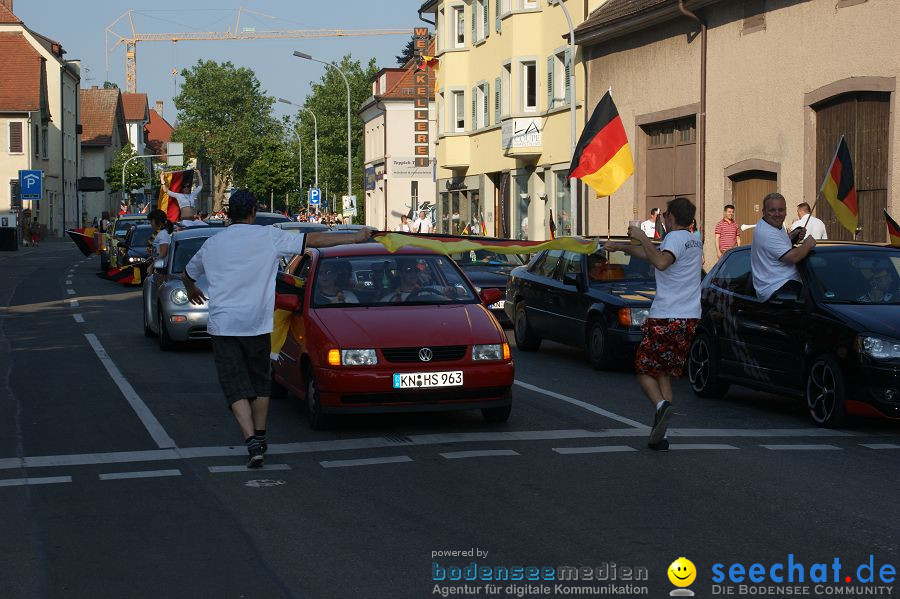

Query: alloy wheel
807 360 836 424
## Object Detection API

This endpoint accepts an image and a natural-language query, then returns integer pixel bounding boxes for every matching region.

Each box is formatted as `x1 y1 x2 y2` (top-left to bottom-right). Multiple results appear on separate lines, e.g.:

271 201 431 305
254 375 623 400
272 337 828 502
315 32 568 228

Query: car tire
100 254 110 272
143 305 156 338
806 354 847 428
306 373 330 430
514 301 541 351
587 318 614 370
687 333 730 398
158 308 174 351
482 404 511 423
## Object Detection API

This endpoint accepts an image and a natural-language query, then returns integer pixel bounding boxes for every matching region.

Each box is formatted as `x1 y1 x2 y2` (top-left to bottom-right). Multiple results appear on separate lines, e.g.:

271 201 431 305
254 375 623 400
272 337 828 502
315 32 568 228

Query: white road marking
73 314 84 323
84 333 176 449
0 476 72 487
761 444 841 451
440 449 519 459
99 469 181 481
65 279 72 285
209 464 291 473
320 456 413 468
514 380 649 429
66 289 75 295
669 444 738 450
69 299 79 307
861 443 900 450
553 446 637 454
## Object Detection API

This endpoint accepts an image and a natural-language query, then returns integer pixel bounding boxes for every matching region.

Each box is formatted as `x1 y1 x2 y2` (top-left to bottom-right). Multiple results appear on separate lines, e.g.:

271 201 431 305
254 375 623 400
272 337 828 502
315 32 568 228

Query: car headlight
473 343 509 361
340 349 378 366
128 256 141 263
618 307 650 327
855 334 900 360
170 288 189 305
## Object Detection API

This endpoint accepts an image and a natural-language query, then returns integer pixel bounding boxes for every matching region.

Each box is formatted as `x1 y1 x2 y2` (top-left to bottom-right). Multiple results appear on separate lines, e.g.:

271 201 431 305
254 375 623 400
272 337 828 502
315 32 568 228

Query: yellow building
419 0 600 240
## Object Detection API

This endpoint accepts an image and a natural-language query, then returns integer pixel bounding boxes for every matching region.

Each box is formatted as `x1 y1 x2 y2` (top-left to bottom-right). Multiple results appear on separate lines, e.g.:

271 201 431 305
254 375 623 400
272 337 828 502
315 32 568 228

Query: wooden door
644 117 696 216
731 171 777 246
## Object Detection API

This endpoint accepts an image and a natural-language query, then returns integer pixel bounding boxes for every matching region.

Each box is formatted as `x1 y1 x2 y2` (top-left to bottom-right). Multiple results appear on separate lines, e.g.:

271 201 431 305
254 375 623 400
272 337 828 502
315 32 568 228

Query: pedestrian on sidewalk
714 205 740 259
182 190 374 468
604 197 703 451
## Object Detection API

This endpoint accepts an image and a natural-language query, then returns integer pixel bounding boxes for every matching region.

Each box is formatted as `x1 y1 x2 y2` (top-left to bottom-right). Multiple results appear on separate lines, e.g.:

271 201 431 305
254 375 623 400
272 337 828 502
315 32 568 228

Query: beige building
1 0 80 236
420 0 601 239
79 87 128 221
575 0 899 262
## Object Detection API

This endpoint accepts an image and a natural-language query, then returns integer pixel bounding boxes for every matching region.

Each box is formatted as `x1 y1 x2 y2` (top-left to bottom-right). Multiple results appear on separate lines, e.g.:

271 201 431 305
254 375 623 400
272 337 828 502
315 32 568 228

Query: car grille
340 386 510 404
381 345 467 363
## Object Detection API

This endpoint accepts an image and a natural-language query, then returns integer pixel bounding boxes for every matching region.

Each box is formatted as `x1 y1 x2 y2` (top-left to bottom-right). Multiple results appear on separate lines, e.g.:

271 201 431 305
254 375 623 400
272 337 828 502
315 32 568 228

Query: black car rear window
807 249 900 304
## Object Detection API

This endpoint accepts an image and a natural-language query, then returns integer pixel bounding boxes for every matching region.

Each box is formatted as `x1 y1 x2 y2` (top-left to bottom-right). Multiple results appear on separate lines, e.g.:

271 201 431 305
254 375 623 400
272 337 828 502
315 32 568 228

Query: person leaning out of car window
146 209 174 274
750 192 816 302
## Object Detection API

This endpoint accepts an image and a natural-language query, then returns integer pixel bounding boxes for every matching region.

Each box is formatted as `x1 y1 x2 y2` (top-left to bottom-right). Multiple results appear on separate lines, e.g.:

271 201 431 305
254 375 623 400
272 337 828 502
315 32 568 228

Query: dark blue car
451 249 525 326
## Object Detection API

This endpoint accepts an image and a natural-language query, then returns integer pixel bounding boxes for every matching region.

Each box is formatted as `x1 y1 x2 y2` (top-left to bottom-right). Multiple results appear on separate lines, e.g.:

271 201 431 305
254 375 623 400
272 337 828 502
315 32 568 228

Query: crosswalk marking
440 450 519 459
99 469 181 481
320 456 413 468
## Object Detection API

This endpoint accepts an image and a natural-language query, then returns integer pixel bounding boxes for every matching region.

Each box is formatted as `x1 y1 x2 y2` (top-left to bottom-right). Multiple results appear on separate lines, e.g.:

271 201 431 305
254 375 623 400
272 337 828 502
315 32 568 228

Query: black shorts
211 334 271 407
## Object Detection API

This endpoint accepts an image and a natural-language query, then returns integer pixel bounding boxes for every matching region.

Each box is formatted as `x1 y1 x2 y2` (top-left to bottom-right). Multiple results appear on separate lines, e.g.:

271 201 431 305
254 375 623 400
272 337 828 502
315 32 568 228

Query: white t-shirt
151 229 170 258
185 225 306 337
641 219 657 237
751 218 801 302
789 216 828 240
650 229 703 319
399 223 412 232
414 218 433 234
167 180 203 210
179 219 209 228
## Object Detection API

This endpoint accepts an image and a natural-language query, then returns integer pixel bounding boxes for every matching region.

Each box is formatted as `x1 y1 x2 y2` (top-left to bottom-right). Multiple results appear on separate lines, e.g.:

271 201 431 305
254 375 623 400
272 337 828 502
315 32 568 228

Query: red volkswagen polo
272 243 514 429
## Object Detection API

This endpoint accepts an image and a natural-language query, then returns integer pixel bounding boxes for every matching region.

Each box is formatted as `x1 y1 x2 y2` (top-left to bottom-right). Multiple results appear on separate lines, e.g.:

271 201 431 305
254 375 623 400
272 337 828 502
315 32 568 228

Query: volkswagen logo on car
419 347 433 362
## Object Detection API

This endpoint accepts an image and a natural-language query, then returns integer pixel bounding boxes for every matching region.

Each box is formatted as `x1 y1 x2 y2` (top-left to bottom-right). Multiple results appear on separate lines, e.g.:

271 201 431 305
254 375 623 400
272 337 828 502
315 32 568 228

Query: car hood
314 303 502 347
824 303 900 338
461 265 515 287
591 280 656 304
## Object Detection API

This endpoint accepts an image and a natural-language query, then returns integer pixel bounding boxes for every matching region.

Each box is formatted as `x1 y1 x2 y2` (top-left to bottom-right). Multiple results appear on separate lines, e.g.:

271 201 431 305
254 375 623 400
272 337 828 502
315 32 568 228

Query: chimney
155 100 163 117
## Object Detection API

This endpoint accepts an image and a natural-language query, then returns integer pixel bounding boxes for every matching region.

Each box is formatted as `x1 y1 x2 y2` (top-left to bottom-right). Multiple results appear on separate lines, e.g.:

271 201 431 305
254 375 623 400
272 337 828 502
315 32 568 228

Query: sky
15 0 427 123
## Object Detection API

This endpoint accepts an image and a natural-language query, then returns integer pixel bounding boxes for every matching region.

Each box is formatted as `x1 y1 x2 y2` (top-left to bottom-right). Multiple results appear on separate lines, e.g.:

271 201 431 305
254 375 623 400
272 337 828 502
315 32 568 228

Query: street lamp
277 97 319 193
292 51 352 204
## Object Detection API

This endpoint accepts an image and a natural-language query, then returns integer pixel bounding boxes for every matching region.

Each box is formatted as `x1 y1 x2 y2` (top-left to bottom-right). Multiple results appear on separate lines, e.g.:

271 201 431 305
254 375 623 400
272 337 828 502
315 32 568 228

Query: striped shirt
714 218 740 251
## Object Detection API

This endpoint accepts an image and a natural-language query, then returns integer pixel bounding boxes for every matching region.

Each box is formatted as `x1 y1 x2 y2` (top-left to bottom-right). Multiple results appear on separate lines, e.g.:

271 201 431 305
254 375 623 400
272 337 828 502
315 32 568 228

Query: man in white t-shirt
413 210 433 234
604 197 702 451
788 202 828 240
398 214 412 232
160 168 203 221
751 193 816 302
183 190 374 468
641 208 660 238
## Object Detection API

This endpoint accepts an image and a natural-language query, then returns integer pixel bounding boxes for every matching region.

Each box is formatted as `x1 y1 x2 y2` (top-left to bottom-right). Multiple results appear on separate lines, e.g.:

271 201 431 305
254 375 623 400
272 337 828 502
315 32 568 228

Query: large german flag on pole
569 91 634 197
885 210 900 248
159 169 194 223
820 135 858 236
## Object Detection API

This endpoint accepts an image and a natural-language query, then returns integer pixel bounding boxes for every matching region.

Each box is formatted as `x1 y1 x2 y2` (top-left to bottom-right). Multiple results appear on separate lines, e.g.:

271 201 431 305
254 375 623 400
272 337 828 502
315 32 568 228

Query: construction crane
106 8 412 92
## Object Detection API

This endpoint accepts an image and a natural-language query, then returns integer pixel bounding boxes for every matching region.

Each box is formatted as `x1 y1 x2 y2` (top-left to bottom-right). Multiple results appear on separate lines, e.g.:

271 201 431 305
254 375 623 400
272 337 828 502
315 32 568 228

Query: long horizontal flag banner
885 210 900 248
159 169 194 223
373 232 598 255
820 135 858 235
65 228 100 256
569 91 634 198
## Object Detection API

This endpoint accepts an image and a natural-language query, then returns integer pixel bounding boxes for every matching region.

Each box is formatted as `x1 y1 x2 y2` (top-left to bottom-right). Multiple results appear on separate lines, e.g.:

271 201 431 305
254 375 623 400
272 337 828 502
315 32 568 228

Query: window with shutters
41 127 49 159
552 49 572 107
473 0 489 42
522 0 538 8
501 63 512 116
8 122 24 154
453 90 465 132
33 125 39 158
522 61 537 112
453 6 465 47
494 76 501 124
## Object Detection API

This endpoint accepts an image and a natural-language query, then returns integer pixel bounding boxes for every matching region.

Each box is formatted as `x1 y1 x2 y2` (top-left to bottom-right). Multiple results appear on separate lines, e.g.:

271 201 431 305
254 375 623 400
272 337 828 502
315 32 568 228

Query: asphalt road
1 241 898 599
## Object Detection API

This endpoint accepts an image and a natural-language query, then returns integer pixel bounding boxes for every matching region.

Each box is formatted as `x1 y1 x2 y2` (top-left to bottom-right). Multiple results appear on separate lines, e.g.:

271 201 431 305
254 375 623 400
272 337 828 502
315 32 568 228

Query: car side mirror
771 287 801 304
563 272 585 291
153 259 166 272
480 288 502 306
275 292 302 312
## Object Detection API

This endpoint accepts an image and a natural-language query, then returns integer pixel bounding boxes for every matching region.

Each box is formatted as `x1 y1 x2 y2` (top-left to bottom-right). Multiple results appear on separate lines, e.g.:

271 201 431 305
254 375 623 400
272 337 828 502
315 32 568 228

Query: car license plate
393 371 463 389
489 300 505 309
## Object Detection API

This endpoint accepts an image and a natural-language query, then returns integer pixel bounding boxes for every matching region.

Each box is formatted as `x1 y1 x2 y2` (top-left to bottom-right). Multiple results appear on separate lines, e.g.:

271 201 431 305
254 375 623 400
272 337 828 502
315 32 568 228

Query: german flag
159 169 194 223
421 55 439 93
885 210 900 248
96 261 149 286
66 228 99 256
820 135 858 236
272 272 307 358
374 232 597 255
569 91 634 197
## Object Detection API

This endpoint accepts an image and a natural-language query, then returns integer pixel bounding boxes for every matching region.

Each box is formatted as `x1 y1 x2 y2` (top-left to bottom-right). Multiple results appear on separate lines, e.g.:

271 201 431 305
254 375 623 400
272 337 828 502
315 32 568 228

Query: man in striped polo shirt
714 204 741 259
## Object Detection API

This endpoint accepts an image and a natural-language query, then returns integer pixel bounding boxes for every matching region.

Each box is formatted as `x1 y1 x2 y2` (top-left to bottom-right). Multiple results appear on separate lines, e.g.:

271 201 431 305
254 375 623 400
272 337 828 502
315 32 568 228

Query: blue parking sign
309 188 321 205
19 170 42 201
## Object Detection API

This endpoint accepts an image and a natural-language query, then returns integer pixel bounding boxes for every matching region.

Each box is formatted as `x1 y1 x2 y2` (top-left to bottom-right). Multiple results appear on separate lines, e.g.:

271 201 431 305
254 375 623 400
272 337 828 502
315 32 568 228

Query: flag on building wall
820 135 858 236
569 91 634 197
159 169 194 223
421 55 439 93
885 210 900 247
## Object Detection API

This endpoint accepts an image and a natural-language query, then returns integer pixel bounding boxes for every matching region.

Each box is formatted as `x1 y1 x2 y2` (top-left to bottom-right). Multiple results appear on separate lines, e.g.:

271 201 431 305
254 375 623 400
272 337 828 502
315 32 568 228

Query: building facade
79 87 128 221
120 92 151 205
575 0 899 263
420 0 600 240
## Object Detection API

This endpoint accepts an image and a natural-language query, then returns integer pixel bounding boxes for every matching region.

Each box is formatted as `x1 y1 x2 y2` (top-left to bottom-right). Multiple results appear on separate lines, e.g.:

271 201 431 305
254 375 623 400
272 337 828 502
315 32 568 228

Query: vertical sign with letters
413 28 430 168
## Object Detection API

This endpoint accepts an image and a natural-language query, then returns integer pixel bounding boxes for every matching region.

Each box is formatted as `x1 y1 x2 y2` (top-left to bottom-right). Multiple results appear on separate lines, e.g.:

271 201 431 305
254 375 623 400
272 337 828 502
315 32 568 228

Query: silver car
143 227 224 350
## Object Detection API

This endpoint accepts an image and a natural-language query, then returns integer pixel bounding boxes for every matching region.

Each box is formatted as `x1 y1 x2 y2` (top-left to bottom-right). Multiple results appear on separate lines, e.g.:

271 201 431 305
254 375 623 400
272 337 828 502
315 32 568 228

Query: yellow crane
106 8 412 92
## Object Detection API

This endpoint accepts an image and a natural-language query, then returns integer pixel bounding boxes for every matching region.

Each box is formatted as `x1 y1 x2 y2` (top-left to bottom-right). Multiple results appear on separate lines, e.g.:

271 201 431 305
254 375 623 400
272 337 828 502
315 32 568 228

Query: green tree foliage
244 131 300 211
105 143 148 194
102 81 119 90
396 39 416 66
171 60 277 204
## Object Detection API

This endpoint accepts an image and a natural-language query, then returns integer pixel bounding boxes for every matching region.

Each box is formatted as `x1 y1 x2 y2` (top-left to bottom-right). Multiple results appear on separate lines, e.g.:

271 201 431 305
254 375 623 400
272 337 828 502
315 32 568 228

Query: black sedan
451 249 525 325
504 240 656 369
688 242 900 427
117 223 154 265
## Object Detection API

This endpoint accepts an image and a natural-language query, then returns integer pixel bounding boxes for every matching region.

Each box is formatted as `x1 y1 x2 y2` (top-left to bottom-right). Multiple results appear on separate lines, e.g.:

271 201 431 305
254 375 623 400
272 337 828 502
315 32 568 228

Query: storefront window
554 170 573 237
514 173 530 240
439 192 451 233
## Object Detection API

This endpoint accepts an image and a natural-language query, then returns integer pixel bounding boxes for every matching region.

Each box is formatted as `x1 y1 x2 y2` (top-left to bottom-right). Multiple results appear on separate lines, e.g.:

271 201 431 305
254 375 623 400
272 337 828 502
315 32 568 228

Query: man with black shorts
605 197 703 451
183 190 374 467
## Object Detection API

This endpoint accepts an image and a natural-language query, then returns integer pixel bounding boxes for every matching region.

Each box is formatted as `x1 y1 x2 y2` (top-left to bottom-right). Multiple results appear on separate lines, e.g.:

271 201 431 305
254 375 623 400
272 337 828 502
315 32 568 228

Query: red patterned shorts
635 318 699 377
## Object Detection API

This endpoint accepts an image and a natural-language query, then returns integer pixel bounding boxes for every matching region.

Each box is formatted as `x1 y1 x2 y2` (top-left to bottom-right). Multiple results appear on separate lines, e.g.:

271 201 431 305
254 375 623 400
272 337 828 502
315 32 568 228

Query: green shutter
484 82 490 127
472 87 477 130
494 76 501 123
484 0 489 38
495 0 501 31
564 48 572 105
546 56 554 110
471 3 477 43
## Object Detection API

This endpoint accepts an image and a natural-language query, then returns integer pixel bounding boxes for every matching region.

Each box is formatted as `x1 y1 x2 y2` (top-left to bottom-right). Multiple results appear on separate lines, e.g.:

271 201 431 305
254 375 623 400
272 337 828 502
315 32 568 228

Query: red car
272 243 514 429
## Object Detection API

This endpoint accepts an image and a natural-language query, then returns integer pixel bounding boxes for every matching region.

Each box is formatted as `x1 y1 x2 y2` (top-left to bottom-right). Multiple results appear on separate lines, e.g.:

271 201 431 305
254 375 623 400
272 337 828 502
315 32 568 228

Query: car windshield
170 237 211 273
115 220 139 237
129 226 154 248
450 250 525 266
807 249 900 304
312 255 478 308
587 249 654 283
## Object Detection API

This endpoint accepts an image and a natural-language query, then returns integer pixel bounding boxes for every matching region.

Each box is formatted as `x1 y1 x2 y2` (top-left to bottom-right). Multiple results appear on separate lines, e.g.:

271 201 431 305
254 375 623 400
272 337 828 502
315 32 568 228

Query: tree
102 81 119 90
106 143 148 196
171 60 277 210
396 39 416 66
243 131 299 212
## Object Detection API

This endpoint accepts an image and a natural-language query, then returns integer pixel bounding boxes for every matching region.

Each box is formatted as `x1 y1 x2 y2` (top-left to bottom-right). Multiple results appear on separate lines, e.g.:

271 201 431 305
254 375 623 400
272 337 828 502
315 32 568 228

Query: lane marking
861 443 900 450
66 289 75 295
99 469 181 481
320 456 412 468
670 444 738 450
84 333 176 449
69 299 79 307
65 279 72 285
0 476 72 487
440 449 519 459
514 380 649 429
73 314 84 323
553 446 637 455
761 444 841 451
209 464 291 473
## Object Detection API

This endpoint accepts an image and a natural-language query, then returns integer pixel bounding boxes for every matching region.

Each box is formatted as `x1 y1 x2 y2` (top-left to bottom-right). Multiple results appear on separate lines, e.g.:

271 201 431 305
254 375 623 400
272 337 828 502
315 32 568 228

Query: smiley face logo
668 557 696 587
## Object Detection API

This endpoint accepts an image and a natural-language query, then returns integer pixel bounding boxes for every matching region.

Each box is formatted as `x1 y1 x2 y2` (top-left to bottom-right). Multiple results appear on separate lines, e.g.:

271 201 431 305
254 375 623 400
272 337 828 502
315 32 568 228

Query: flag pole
606 194 611 241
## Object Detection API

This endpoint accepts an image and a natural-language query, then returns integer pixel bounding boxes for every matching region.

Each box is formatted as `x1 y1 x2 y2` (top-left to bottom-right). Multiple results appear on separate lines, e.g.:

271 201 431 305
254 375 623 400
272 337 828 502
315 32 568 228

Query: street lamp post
549 0 577 235
122 152 183 211
293 51 351 204
278 98 319 206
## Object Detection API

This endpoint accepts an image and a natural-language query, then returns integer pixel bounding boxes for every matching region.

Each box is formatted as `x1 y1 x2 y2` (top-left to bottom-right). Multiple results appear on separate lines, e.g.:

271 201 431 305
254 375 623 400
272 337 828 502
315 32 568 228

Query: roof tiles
0 32 43 111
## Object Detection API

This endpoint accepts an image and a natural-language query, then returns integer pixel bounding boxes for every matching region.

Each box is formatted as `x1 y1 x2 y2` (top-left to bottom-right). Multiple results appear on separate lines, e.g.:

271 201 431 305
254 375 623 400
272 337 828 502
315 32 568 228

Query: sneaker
257 437 267 455
648 439 670 451
648 400 673 446
247 447 265 469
